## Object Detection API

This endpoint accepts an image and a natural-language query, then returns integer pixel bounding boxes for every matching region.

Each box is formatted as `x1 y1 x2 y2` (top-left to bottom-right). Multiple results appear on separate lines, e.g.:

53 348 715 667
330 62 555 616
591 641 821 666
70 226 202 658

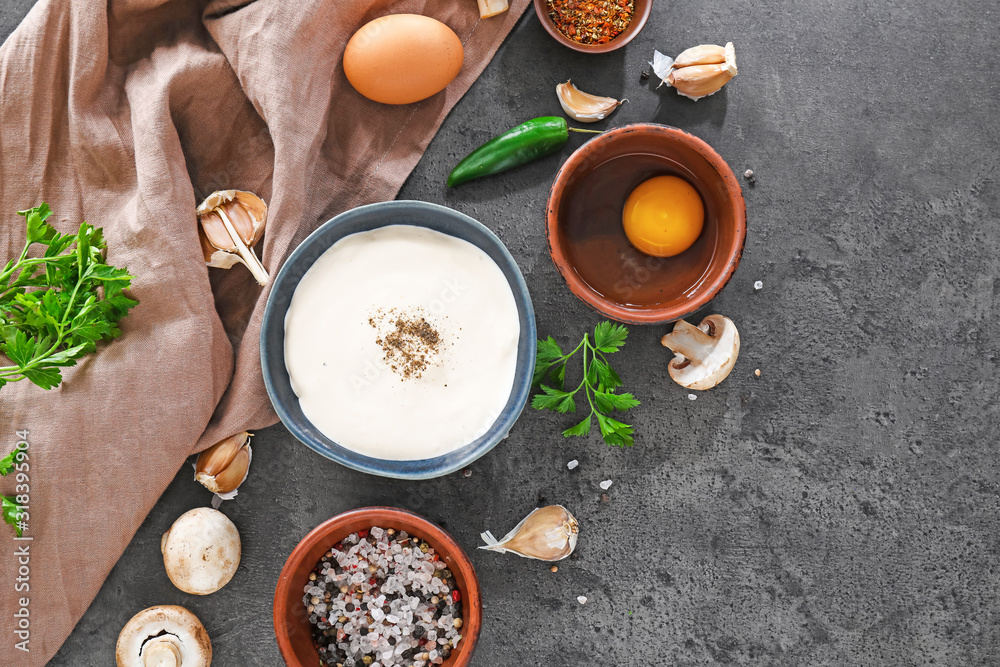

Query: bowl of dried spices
274 506 482 667
534 0 652 53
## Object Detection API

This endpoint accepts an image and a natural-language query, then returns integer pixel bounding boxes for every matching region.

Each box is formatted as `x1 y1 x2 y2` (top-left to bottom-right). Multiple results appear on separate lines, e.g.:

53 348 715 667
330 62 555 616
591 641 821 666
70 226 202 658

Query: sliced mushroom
161 508 241 595
116 605 212 667
660 314 740 390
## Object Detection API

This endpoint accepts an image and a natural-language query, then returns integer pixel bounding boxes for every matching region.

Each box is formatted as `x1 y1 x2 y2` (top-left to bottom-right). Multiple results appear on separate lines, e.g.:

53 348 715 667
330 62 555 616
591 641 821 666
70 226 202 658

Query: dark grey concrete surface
5 0 1000 665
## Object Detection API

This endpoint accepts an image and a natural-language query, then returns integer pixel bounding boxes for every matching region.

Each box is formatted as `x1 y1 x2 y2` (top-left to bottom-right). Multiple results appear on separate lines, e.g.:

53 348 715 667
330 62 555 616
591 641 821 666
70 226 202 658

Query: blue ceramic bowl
260 200 536 480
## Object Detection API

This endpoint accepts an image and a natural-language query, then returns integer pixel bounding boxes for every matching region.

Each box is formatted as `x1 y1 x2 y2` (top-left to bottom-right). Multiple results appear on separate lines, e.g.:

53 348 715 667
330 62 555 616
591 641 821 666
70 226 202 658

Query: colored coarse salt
546 0 634 45
303 527 464 667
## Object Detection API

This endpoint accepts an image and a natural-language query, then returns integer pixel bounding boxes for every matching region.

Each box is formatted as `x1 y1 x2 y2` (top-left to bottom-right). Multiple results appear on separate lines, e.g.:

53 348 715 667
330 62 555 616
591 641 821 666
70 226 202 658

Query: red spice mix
546 0 635 45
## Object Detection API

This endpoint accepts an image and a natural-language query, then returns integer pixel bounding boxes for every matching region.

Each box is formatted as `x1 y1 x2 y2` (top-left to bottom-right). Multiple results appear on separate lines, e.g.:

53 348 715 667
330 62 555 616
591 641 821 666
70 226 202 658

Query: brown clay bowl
273 507 482 667
533 0 652 54
546 123 747 325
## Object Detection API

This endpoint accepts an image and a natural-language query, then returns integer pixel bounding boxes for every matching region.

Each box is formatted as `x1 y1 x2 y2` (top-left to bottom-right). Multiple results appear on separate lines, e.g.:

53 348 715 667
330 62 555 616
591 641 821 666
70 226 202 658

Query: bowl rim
532 0 652 54
545 123 747 325
272 506 483 667
260 200 537 480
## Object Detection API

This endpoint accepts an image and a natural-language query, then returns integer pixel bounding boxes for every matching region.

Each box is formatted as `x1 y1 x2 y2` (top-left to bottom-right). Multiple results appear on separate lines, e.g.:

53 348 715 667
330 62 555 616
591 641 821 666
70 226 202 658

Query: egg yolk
622 175 705 257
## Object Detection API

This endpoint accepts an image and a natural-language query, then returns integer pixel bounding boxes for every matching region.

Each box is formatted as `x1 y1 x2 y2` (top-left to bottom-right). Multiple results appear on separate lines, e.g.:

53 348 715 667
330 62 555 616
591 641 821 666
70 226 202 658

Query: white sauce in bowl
283 225 520 460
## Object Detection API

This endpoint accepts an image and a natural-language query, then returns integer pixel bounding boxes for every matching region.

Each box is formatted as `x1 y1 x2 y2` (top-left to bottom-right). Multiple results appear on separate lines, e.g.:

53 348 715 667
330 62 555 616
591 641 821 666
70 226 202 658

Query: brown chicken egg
343 14 464 105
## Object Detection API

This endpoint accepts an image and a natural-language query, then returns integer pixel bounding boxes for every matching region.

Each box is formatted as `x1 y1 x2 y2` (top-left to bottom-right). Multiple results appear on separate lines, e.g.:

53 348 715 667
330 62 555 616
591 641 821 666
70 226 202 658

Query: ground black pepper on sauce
370 310 442 380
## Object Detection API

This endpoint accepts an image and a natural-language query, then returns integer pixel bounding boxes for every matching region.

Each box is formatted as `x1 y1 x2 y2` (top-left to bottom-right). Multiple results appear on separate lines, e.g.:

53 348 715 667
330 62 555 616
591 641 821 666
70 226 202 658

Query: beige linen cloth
0 0 529 662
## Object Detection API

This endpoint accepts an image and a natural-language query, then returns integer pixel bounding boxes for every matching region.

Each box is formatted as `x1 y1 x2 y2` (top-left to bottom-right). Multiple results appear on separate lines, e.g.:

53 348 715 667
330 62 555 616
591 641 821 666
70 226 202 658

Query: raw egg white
622 175 705 257
343 14 464 105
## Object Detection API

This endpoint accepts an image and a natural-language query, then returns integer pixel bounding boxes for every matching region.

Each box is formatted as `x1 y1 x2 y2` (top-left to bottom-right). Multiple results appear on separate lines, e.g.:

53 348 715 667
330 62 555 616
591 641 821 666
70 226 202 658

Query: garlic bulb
196 190 269 285
480 505 579 561
478 0 508 18
556 80 624 123
649 42 738 101
194 432 252 500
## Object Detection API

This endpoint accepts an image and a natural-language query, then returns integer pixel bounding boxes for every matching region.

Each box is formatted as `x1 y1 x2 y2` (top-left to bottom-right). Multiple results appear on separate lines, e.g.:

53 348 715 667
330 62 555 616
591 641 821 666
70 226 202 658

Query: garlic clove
672 44 727 68
194 432 252 497
651 42 737 101
196 190 270 285
556 80 624 123
478 0 509 18
480 505 579 561
667 63 735 101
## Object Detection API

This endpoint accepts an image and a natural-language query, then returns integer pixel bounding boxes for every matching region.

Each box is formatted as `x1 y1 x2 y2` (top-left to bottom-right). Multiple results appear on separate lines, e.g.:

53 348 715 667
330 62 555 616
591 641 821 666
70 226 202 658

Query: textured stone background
5 0 1000 665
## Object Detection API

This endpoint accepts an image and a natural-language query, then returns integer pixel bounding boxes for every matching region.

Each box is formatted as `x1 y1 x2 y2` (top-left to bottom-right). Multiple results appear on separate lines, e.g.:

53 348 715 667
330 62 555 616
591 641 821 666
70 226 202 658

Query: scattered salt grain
754 280 763 290
567 459 579 470
577 595 588 604
599 480 613 490
688 393 697 401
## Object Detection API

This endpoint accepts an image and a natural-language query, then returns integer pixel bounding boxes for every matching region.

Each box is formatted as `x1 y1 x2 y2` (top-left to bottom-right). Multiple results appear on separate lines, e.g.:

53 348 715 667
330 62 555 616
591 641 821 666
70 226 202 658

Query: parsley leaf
593 321 629 353
0 205 137 391
562 414 592 437
2 495 23 537
0 449 15 476
531 385 576 414
531 321 640 447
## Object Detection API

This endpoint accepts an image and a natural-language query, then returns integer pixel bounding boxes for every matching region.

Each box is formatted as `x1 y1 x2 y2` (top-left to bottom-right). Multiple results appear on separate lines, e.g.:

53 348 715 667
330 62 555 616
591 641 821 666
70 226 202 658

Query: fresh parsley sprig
0 449 21 537
0 204 137 391
1 496 22 538
531 321 640 447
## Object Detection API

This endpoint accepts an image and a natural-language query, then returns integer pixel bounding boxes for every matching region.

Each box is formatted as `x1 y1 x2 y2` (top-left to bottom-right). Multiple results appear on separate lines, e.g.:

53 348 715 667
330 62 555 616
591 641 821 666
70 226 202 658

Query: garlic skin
650 42 737 101
556 80 624 123
480 505 579 561
478 0 509 18
194 432 252 500
196 190 269 285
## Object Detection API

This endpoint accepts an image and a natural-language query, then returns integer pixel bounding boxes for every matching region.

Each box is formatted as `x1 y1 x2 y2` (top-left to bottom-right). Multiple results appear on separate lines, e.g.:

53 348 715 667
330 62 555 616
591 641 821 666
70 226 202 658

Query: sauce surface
284 225 520 461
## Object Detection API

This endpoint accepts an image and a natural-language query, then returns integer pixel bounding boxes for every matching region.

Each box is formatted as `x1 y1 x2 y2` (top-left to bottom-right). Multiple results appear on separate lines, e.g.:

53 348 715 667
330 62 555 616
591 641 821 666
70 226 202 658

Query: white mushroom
161 508 240 595
660 314 740 390
116 605 212 667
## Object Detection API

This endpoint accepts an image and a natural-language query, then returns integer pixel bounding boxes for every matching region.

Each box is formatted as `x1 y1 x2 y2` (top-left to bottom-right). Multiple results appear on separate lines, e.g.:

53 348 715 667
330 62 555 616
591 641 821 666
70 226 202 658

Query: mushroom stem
660 318 716 362
143 636 182 666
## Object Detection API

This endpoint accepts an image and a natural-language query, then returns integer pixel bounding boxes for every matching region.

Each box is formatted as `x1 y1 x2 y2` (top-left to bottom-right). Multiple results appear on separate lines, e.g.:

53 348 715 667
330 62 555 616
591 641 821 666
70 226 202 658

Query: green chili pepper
447 116 601 187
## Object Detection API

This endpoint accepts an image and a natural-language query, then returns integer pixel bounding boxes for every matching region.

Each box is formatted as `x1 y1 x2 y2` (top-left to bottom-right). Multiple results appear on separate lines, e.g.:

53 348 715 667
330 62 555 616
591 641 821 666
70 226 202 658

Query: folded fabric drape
0 0 528 662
